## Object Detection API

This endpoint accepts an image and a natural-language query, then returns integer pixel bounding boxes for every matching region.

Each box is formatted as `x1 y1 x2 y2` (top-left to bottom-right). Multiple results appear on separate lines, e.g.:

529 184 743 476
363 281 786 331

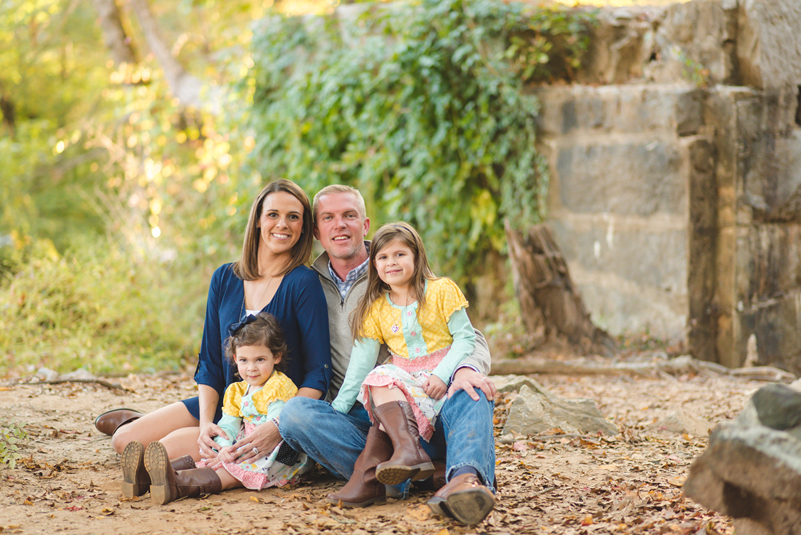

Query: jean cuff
446 462 496 494
386 480 411 499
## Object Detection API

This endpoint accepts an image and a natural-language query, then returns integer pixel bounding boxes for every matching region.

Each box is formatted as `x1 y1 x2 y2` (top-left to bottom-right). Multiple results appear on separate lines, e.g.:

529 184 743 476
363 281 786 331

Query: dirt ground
0 366 763 534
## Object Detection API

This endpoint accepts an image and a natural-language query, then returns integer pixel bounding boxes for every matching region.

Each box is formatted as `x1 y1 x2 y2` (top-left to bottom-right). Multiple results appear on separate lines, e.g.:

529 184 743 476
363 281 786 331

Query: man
279 185 497 525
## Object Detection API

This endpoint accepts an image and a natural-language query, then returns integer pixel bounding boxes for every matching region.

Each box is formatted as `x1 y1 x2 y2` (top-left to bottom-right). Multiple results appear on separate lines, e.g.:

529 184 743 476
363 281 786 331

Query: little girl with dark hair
122 312 311 504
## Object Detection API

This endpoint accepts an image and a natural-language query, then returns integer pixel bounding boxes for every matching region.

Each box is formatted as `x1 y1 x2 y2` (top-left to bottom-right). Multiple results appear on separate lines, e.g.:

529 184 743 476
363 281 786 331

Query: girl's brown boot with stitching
143 441 222 505
373 401 434 485
328 425 394 507
121 441 196 498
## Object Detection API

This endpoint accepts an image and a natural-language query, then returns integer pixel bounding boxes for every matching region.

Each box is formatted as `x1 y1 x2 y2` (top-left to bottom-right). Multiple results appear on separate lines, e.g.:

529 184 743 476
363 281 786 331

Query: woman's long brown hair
232 179 314 281
350 222 436 342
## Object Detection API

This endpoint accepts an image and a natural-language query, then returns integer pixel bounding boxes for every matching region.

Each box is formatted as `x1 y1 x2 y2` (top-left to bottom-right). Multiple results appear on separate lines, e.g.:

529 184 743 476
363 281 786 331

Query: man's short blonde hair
312 184 367 221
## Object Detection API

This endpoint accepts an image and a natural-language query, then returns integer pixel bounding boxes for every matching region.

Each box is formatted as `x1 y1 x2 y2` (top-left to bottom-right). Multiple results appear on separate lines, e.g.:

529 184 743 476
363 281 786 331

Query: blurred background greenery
0 0 594 377
1 0 271 376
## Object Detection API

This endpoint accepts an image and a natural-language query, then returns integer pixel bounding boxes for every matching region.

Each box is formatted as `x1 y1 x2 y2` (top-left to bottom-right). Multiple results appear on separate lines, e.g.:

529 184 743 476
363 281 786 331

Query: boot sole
327 494 387 508
121 441 146 498
143 442 171 505
427 488 495 526
376 462 435 486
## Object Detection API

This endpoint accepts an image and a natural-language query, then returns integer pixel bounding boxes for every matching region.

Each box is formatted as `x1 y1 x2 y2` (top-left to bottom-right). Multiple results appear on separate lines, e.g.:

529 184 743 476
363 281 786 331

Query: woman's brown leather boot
328 426 394 507
121 441 196 498
144 441 222 505
373 401 434 485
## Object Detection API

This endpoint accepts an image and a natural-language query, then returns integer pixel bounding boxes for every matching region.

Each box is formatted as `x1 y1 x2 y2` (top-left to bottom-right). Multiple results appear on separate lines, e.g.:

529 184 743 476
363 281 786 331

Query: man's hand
448 367 496 401
198 422 227 460
423 375 448 400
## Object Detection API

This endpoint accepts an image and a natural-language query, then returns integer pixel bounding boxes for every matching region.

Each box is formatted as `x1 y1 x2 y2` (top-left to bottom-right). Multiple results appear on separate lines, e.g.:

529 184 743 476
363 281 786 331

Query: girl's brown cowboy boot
328 425 394 507
373 401 434 485
121 441 196 498
144 441 222 505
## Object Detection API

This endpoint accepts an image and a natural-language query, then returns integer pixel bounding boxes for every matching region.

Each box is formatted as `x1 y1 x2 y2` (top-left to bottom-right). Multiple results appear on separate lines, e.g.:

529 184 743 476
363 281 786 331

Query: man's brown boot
328 426 393 507
144 441 222 505
121 441 196 498
427 473 495 526
373 401 434 485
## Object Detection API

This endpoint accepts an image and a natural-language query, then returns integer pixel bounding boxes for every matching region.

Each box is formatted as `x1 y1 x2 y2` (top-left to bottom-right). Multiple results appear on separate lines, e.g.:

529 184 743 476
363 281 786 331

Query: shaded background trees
0 0 602 376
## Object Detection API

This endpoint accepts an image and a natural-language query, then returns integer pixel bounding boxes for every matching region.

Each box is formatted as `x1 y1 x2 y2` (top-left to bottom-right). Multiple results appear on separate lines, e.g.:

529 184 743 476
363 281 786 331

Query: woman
104 179 331 468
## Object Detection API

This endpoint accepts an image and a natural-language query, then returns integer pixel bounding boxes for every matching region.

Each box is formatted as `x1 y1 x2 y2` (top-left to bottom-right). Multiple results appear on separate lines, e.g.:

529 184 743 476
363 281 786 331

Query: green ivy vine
245 0 595 281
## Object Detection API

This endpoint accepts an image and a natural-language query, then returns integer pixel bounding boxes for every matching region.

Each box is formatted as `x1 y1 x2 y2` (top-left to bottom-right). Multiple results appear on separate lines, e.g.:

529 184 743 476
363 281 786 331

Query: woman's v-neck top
191 263 331 419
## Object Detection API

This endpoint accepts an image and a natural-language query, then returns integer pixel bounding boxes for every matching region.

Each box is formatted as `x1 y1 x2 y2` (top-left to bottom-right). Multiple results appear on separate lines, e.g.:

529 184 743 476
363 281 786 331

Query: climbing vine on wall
246 0 595 280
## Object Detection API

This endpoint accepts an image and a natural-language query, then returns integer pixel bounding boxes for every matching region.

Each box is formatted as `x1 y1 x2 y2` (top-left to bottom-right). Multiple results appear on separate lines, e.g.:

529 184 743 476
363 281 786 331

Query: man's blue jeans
279 389 496 493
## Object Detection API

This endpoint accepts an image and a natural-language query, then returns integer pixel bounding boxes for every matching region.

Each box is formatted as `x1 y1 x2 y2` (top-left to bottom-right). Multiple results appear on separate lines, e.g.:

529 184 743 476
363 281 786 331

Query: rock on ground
500 379 618 437
684 384 801 534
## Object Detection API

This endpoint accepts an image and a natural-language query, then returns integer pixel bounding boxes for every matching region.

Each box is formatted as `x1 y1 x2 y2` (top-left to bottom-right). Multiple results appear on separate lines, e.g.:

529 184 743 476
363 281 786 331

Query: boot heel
121 441 147 498
150 485 169 505
121 480 140 498
413 462 435 481
376 461 435 485
143 442 171 505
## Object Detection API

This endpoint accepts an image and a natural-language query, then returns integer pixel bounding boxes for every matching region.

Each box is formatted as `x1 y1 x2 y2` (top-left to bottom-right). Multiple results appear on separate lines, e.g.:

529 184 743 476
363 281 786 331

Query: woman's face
258 191 305 258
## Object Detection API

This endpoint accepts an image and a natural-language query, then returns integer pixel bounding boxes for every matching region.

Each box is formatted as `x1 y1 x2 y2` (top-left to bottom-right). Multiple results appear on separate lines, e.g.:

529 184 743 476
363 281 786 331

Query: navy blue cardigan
183 263 331 422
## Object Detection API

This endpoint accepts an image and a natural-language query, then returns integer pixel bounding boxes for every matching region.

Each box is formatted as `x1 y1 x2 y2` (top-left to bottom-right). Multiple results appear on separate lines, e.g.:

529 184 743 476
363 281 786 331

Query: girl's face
235 344 280 387
374 239 416 291
258 191 304 258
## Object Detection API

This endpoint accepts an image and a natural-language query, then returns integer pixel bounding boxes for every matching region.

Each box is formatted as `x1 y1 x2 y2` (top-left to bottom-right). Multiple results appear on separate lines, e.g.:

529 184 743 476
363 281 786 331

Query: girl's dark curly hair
225 312 288 373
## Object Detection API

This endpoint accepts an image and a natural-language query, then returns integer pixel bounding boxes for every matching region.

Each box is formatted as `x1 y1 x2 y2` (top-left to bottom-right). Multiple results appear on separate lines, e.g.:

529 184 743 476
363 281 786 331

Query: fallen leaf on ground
668 476 687 487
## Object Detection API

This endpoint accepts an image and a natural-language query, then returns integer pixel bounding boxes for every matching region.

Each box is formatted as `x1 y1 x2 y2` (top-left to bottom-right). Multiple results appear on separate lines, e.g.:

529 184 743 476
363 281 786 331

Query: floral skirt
359 346 450 441
198 421 312 490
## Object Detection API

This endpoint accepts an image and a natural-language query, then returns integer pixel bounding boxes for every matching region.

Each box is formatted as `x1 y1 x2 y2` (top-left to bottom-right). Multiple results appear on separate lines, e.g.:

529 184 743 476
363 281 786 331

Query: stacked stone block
533 84 705 342
531 0 801 371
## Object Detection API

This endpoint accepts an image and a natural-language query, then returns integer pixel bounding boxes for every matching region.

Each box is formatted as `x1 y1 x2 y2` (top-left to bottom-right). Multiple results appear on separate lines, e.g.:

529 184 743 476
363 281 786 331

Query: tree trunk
505 221 616 356
91 0 138 65
0 83 15 133
126 0 206 109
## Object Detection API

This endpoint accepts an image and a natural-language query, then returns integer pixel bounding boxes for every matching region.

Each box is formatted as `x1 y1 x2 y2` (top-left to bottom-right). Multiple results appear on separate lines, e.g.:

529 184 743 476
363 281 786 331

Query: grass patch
0 240 207 377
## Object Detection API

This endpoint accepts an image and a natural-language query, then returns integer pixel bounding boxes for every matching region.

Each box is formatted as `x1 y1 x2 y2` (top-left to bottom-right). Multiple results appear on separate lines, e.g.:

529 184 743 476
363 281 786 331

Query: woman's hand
232 421 281 464
197 421 228 460
423 375 448 400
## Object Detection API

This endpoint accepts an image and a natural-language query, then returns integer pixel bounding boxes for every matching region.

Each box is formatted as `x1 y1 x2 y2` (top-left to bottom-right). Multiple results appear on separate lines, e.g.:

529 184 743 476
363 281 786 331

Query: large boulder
684 384 801 534
501 380 618 437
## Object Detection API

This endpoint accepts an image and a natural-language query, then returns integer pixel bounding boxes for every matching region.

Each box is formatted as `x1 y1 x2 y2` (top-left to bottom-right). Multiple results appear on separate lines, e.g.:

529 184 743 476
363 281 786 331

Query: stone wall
534 84 700 341
532 0 801 370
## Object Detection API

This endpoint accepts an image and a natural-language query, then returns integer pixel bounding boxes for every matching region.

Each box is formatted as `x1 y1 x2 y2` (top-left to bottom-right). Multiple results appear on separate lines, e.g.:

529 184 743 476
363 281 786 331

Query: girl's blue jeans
279 389 496 494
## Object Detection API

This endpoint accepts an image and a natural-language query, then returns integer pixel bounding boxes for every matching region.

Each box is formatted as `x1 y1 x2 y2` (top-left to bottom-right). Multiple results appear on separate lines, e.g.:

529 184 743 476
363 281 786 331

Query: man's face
313 192 370 261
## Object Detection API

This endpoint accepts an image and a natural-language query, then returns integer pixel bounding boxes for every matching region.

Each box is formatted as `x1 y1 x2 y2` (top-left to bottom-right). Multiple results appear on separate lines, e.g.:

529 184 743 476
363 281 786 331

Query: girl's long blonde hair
351 222 435 342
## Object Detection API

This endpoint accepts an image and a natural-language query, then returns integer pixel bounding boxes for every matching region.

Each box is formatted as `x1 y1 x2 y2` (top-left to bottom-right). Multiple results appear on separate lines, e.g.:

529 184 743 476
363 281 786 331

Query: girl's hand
423 375 447 400
232 421 281 464
197 422 228 460
217 446 235 464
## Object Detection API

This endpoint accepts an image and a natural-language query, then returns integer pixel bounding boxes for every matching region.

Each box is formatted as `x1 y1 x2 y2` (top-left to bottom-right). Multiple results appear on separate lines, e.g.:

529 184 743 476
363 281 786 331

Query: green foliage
0 238 207 376
0 421 27 469
0 0 261 375
679 52 710 88
246 0 594 280
0 1 111 250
